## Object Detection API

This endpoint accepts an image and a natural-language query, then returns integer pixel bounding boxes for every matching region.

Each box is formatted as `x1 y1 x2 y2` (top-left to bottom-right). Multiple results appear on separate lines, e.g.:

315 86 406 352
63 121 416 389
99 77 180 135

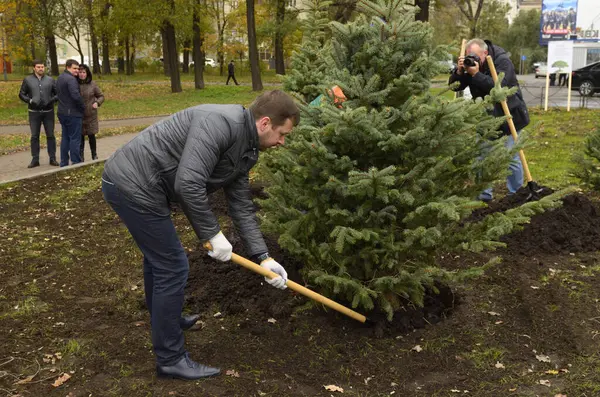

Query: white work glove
207 231 232 262
260 258 288 290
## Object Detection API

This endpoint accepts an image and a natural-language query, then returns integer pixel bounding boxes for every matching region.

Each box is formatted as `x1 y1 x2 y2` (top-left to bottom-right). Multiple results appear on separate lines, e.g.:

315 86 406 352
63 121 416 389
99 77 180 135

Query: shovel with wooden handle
203 242 367 323
486 55 543 201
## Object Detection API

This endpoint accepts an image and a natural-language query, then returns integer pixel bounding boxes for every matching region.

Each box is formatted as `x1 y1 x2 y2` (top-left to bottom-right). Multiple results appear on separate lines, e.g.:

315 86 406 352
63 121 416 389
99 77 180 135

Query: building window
586 49 600 64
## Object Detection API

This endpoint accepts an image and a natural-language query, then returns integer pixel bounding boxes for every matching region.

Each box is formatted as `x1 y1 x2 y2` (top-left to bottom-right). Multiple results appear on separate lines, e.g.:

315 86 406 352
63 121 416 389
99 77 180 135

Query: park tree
260 0 563 319
246 0 262 90
204 0 233 75
498 9 546 71
258 0 299 75
282 0 331 101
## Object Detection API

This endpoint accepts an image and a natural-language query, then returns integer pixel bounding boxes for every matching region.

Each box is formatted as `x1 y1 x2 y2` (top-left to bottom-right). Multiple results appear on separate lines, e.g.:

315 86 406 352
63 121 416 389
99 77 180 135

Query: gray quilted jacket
103 104 267 256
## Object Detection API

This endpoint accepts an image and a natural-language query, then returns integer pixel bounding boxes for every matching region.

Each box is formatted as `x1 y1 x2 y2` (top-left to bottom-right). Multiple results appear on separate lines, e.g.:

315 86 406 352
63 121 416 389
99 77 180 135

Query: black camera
463 54 481 67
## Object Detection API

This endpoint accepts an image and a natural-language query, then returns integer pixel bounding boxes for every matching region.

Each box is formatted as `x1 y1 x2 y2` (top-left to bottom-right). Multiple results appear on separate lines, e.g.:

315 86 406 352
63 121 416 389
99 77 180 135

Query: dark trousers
80 135 97 159
226 74 239 85
559 73 568 87
29 110 56 161
58 114 82 167
102 175 188 366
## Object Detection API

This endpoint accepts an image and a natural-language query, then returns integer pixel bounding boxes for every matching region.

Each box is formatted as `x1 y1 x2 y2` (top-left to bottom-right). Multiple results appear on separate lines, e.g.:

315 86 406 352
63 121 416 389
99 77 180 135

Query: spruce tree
260 0 566 320
282 0 332 102
572 128 600 190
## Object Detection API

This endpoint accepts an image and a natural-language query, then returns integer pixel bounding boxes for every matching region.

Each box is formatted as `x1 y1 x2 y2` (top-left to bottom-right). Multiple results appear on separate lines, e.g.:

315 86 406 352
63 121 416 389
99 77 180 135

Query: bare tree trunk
164 2 182 93
274 0 285 75
130 35 136 74
193 1 205 89
117 38 125 74
161 27 170 76
101 34 111 74
27 8 36 60
125 36 132 75
89 20 101 73
414 0 429 22
246 0 263 91
100 1 111 75
46 34 59 75
183 39 191 73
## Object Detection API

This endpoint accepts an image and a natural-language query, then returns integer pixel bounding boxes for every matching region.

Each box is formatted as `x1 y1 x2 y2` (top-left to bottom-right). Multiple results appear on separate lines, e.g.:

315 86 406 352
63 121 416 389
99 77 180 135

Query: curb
1 158 105 185
0 114 171 128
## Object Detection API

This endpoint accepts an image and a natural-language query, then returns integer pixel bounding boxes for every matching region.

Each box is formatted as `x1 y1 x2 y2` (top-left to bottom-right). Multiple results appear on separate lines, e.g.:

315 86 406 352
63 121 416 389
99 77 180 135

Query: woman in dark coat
78 64 104 160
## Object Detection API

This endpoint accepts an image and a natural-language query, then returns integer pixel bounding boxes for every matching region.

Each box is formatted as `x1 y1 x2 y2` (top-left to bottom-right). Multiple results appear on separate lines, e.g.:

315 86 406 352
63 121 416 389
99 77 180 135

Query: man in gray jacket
56 59 85 167
19 59 59 168
102 90 299 380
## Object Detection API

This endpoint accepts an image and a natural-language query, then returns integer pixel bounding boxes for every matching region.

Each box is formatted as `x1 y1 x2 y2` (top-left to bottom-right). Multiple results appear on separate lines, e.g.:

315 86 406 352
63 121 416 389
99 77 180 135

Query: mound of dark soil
502 193 600 255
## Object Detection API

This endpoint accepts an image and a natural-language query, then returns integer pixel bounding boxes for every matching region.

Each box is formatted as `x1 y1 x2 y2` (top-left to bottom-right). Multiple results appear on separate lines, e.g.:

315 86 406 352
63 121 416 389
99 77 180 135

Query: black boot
49 158 59 166
180 314 201 330
92 153 98 160
27 159 40 169
156 354 220 380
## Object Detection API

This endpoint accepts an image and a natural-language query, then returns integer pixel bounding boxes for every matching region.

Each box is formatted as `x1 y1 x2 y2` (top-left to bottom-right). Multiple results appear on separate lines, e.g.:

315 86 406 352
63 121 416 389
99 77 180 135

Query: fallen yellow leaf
52 373 71 387
14 375 34 385
324 384 344 393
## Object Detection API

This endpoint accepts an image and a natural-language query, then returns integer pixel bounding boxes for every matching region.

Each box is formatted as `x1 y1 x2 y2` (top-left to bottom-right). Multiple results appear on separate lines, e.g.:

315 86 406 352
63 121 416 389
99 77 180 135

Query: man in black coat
226 60 239 85
56 59 85 167
102 90 299 380
449 38 530 201
19 59 59 168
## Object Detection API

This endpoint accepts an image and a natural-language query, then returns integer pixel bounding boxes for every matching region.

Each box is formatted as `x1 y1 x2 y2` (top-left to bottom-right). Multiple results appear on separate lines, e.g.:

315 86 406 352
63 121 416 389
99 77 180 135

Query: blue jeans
58 114 82 167
479 134 524 201
102 174 189 366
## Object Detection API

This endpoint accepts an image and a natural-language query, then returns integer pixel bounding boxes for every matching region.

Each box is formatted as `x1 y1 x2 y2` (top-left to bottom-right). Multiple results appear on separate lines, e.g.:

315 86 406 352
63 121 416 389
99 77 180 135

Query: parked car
571 61 600 97
205 58 217 67
534 62 548 78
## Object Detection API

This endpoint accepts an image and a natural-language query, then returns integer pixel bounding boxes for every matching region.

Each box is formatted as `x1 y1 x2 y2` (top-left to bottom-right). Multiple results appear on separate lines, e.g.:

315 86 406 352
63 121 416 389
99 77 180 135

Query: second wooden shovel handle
486 55 534 183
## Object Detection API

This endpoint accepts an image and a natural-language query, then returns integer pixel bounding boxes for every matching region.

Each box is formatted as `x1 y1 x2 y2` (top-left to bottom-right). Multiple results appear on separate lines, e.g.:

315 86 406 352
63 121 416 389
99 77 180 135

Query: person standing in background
19 60 59 168
56 59 84 167
78 64 105 161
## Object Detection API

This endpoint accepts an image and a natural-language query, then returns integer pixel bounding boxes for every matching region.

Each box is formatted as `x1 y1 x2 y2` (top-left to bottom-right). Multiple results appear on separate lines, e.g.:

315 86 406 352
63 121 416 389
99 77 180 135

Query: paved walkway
0 132 139 184
0 115 167 135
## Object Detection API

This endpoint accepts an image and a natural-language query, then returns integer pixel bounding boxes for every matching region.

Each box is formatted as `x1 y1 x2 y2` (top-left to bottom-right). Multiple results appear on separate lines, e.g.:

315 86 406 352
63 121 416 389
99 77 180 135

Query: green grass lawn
1 71 598 191
526 107 599 188
0 83 275 125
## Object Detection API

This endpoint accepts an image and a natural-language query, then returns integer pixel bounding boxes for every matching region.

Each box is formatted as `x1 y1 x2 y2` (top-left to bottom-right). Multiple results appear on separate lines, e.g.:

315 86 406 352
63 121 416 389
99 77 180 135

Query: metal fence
520 83 600 110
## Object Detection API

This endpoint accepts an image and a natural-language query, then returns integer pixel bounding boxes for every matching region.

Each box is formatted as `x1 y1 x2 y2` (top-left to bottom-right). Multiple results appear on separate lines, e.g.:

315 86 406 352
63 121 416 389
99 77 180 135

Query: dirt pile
502 193 600 255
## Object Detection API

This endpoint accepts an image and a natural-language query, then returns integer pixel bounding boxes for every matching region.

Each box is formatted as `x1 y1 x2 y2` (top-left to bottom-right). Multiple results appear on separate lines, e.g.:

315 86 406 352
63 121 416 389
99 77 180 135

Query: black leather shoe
156 354 220 380
180 314 201 330
92 154 98 160
27 160 40 169
49 159 59 166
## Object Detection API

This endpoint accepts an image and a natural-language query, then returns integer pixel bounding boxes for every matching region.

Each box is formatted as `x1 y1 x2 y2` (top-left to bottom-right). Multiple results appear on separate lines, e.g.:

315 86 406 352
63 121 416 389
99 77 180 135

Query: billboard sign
574 0 600 41
540 0 578 44
540 0 600 44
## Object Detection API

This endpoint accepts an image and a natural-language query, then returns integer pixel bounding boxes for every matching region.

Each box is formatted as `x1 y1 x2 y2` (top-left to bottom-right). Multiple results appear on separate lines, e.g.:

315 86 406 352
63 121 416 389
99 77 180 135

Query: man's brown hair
65 59 79 68
249 90 300 127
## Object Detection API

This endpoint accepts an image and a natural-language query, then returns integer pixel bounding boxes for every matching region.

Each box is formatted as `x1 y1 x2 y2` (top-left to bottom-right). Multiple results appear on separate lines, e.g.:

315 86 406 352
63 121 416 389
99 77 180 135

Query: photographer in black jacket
19 60 59 168
449 38 530 201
